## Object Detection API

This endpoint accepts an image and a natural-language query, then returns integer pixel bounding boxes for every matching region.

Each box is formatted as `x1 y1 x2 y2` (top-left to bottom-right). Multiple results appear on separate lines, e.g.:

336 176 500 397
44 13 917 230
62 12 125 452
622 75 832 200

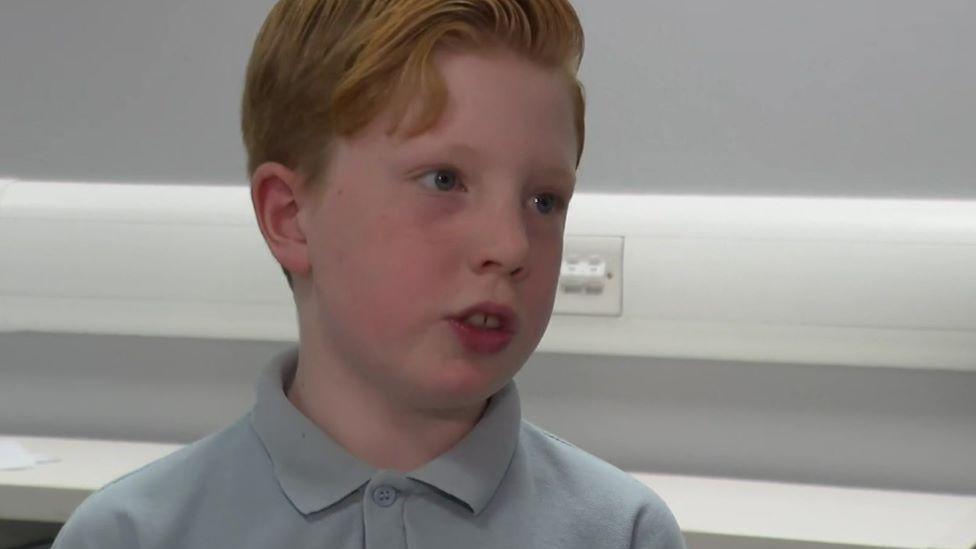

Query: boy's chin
405 359 518 411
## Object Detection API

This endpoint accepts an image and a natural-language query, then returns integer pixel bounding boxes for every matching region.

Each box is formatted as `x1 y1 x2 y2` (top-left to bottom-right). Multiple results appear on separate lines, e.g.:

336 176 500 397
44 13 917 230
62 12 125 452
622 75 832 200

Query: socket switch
553 235 624 316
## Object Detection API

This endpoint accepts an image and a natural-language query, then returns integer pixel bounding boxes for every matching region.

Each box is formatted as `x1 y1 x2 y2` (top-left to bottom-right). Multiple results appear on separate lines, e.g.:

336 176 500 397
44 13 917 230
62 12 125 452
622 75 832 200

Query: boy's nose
468 204 531 280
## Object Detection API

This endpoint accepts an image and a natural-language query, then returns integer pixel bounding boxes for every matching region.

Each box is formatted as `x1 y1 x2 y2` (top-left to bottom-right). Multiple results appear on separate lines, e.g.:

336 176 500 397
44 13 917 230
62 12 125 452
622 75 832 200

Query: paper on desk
0 439 59 470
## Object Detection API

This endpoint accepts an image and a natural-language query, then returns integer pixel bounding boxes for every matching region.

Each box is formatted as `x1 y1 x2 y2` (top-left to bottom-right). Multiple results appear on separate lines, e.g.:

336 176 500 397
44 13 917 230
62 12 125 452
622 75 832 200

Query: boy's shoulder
516 419 685 547
52 415 264 548
518 418 659 502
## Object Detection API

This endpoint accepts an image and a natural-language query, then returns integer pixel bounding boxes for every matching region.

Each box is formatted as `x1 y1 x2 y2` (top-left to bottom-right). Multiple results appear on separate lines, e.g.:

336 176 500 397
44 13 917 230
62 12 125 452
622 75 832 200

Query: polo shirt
52 346 686 548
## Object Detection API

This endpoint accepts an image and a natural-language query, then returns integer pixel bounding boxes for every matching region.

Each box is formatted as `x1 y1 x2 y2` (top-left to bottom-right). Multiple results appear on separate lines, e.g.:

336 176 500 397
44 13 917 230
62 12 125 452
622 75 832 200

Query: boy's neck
287 347 488 473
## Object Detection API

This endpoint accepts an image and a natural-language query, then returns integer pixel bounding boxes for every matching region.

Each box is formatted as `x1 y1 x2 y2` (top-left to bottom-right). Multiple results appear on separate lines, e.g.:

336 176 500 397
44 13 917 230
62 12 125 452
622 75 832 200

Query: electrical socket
553 235 623 316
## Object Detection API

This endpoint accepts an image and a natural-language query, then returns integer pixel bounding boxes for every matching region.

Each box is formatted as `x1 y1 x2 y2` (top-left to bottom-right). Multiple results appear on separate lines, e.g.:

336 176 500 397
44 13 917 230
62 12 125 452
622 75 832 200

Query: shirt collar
250 345 522 517
407 371 521 516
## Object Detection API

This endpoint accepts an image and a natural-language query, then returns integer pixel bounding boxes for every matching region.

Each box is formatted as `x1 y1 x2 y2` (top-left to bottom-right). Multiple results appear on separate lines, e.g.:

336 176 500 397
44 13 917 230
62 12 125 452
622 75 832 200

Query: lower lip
449 319 514 354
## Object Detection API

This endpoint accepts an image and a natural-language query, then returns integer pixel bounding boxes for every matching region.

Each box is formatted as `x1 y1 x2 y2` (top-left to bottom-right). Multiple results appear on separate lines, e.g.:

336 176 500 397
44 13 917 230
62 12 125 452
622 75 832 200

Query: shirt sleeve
630 495 687 549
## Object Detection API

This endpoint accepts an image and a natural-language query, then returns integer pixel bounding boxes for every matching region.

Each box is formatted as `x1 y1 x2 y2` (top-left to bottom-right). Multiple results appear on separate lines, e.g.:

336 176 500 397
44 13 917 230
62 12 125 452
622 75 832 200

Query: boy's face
296 49 577 411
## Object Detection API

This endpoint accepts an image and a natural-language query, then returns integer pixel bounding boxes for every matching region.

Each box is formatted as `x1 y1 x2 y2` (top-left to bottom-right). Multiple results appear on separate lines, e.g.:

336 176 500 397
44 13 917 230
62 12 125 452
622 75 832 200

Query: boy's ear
249 162 312 281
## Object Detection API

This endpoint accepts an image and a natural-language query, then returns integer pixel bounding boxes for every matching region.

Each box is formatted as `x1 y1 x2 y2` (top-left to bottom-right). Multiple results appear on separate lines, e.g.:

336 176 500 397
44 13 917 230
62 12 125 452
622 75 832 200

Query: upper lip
451 302 519 334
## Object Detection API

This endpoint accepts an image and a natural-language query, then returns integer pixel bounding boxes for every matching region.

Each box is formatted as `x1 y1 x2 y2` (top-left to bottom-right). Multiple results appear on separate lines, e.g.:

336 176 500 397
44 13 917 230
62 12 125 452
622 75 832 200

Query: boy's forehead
402 101 575 165
340 49 578 173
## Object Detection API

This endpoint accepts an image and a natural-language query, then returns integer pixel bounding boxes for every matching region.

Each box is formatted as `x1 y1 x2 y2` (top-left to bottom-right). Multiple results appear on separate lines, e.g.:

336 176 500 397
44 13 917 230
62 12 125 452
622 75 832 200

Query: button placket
364 474 411 549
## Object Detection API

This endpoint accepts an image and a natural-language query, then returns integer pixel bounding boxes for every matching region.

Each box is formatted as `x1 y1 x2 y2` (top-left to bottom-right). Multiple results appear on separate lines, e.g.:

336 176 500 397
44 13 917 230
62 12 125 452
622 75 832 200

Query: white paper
0 439 57 470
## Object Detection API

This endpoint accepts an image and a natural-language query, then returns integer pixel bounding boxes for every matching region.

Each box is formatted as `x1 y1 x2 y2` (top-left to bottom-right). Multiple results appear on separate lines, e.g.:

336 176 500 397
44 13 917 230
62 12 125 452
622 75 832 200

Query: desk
638 473 976 549
2 435 975 548
0 436 180 523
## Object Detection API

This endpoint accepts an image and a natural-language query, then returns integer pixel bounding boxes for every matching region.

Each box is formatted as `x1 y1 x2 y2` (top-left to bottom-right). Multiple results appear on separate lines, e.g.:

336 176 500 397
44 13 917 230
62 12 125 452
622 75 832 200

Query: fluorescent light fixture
2 179 974 371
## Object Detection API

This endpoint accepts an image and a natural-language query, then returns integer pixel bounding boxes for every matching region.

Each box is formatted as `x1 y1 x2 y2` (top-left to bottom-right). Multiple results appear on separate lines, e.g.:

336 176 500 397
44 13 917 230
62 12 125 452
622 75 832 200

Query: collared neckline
250 346 522 516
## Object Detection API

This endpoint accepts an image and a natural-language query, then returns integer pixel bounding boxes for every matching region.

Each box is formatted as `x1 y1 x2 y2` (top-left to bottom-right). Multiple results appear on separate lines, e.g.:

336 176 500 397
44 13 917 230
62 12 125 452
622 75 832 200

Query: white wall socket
553 235 624 316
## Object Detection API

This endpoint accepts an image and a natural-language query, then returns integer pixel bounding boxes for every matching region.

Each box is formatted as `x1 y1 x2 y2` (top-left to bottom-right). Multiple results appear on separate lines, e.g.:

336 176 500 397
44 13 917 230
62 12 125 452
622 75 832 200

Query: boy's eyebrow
535 165 577 188
434 142 481 162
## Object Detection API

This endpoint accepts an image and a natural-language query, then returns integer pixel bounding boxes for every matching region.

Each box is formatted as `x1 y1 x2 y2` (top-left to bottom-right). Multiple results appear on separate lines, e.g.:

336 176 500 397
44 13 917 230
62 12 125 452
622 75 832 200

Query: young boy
53 1 685 547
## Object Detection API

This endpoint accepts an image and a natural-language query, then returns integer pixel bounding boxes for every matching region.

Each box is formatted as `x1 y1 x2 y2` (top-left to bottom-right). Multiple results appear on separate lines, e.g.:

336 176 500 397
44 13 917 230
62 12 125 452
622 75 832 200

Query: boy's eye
417 168 566 215
532 193 565 215
419 169 462 192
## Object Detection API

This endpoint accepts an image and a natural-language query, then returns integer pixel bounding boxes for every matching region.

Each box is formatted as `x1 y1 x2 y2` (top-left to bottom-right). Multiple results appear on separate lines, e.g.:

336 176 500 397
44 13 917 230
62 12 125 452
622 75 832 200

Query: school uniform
53 346 685 548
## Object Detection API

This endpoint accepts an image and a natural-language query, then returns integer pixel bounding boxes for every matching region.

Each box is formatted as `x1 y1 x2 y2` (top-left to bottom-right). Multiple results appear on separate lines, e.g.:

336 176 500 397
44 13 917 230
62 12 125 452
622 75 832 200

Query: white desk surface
0 435 181 523
637 473 976 549
2 435 975 549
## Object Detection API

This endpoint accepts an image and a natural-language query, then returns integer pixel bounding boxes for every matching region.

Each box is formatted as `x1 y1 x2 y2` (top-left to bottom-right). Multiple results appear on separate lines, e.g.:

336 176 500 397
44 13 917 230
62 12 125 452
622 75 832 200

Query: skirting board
1 178 974 371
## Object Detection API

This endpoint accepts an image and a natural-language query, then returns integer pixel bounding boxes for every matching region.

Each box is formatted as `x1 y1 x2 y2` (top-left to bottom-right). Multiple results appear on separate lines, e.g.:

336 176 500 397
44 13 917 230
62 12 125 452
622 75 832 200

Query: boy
53 1 685 547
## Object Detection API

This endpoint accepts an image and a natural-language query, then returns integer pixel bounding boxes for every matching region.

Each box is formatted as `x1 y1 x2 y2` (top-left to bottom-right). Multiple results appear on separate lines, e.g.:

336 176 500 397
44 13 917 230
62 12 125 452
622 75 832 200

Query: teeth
464 313 486 327
463 313 502 329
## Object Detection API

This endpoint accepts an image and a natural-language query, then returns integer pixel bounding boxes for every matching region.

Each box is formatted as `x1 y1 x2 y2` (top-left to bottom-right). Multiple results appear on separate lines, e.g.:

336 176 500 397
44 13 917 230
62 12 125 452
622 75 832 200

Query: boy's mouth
449 302 518 335
448 318 515 354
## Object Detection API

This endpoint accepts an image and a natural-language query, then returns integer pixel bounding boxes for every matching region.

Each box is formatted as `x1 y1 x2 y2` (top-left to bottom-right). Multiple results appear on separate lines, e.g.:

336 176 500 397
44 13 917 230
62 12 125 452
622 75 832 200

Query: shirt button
371 485 398 507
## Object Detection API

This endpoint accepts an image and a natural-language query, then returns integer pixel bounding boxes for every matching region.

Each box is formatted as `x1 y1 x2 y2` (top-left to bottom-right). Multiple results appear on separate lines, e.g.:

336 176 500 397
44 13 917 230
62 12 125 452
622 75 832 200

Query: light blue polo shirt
53 346 685 548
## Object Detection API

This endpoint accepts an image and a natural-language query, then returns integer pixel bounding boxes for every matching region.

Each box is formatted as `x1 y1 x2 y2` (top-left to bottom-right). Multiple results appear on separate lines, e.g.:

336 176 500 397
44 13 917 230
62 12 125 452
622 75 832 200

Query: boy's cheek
411 195 467 232
531 274 560 320
356 236 454 310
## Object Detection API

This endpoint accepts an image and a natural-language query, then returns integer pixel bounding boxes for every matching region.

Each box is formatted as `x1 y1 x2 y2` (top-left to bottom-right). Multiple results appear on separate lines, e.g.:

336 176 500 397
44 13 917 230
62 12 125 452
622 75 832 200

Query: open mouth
450 303 518 334
448 318 514 354
448 302 518 354
457 312 508 331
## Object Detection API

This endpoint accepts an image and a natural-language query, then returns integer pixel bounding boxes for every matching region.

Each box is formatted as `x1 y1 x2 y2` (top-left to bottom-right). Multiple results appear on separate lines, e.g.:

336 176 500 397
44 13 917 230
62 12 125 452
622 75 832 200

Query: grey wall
2 0 975 197
1 0 974 504
0 0 268 184
2 332 975 496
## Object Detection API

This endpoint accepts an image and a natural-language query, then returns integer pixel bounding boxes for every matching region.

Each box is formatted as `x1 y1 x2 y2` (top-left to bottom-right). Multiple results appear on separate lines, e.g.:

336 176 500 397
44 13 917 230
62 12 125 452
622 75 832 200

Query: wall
2 332 975 496
1 0 974 502
1 0 974 198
